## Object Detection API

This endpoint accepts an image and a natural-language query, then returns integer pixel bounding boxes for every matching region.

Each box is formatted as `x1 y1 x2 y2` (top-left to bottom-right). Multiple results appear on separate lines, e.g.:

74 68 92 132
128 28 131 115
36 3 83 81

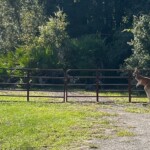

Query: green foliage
0 0 44 53
108 30 132 68
0 1 18 52
65 34 107 69
39 9 68 48
19 0 45 44
38 9 69 68
0 9 69 69
1 0 150 70
124 15 150 69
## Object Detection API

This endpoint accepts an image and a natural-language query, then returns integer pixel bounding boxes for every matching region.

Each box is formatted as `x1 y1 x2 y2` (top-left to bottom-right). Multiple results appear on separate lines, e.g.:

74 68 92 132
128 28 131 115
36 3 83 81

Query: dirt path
86 104 150 150
52 91 150 150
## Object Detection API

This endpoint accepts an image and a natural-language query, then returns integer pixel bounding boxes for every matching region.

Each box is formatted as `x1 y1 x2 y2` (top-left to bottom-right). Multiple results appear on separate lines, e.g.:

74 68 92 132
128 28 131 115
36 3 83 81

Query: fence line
0 68 148 103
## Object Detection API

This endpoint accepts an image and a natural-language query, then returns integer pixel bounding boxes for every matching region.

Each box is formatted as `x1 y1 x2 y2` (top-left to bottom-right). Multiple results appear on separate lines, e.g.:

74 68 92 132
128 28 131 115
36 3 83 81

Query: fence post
128 70 132 103
96 70 99 102
64 70 67 103
26 70 30 102
64 70 68 103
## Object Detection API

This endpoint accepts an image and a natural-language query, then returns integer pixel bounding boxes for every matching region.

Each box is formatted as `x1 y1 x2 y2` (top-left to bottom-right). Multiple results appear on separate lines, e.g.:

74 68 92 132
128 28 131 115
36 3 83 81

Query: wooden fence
0 68 148 103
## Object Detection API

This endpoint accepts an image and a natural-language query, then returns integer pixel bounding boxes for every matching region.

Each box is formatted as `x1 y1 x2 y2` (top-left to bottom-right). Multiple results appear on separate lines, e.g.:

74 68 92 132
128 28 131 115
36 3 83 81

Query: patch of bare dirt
52 91 150 150
84 104 150 150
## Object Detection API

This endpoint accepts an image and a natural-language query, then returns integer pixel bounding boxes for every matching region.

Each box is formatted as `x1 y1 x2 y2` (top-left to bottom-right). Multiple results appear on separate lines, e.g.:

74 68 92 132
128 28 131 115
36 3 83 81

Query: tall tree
0 9 69 69
124 14 150 69
0 0 44 53
65 34 107 69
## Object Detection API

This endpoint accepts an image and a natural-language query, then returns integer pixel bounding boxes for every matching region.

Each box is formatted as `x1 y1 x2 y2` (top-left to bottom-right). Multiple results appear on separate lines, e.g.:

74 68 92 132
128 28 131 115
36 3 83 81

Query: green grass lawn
0 102 115 149
0 90 149 149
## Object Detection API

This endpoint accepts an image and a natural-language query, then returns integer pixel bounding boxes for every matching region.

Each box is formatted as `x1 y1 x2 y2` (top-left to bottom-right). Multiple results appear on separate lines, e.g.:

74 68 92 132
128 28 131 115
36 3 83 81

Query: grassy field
0 90 149 149
0 102 116 149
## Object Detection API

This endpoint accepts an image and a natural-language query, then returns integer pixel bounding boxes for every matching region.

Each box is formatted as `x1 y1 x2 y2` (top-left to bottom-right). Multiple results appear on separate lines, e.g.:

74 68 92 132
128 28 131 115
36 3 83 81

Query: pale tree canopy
124 14 150 69
0 0 44 53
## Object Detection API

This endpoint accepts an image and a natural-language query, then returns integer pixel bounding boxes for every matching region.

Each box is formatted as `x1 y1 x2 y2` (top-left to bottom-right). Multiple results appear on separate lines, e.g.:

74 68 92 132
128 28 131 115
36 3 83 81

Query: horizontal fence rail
0 68 149 103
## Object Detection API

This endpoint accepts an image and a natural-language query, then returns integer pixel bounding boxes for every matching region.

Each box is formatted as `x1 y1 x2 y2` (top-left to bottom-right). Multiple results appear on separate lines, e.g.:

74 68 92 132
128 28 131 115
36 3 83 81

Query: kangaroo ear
135 67 140 73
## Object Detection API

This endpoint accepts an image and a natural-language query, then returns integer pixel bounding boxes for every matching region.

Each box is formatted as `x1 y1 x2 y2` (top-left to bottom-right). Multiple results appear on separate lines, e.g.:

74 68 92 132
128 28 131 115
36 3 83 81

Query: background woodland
1 0 150 70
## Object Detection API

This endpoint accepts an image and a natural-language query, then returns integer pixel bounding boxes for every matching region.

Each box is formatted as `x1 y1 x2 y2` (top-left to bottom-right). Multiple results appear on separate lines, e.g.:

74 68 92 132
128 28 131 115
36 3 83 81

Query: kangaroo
133 68 150 103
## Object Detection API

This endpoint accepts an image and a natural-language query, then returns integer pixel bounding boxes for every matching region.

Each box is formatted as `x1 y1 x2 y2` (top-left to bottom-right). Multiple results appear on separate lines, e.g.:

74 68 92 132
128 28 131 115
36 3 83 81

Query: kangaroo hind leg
144 87 150 103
